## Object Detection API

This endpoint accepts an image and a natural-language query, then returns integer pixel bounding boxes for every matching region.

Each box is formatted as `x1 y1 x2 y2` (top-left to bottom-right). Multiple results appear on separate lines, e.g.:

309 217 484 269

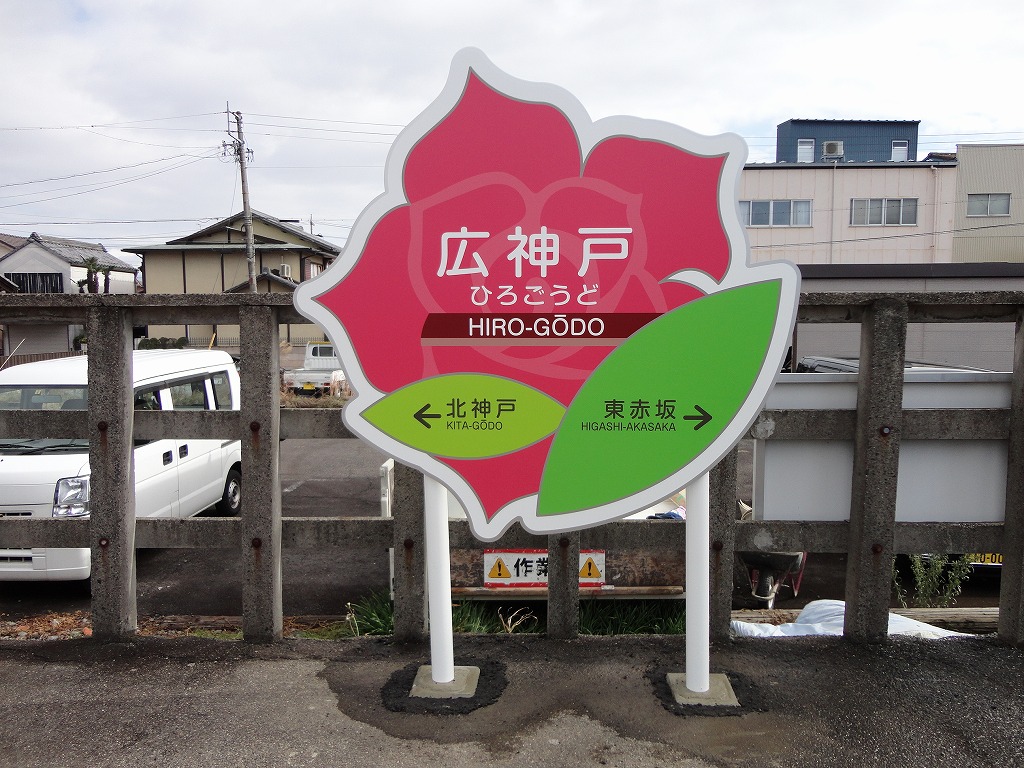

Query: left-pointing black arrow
683 404 712 431
414 403 442 429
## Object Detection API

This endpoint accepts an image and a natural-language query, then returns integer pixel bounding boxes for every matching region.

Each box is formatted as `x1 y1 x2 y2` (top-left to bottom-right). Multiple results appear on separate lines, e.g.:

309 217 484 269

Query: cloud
2 0 1023 260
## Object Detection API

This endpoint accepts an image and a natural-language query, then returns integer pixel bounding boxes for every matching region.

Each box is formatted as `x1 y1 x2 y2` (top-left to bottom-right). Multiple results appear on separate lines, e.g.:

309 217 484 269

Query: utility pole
225 108 257 292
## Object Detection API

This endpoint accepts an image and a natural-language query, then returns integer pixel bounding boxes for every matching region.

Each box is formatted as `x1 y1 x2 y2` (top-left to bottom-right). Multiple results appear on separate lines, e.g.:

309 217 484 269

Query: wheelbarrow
738 551 807 609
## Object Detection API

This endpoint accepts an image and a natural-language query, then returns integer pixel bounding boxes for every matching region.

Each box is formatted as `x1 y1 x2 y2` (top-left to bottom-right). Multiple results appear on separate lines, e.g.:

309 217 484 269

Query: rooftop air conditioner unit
822 140 844 158
279 263 292 280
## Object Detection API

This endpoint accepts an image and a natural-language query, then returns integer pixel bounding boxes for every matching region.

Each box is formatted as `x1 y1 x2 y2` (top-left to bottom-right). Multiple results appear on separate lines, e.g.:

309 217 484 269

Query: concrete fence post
709 449 738 642
86 305 137 640
999 308 1024 647
391 462 427 641
547 532 580 639
844 298 907 643
239 305 282 643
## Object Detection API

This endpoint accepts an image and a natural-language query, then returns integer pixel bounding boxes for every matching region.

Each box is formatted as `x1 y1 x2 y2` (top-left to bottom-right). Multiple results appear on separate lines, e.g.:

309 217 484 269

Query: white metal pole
685 471 711 693
423 474 455 684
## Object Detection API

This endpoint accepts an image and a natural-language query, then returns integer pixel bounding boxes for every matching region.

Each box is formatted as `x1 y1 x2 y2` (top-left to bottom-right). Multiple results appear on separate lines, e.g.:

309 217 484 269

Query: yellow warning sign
579 557 602 580
487 558 511 580
483 549 605 587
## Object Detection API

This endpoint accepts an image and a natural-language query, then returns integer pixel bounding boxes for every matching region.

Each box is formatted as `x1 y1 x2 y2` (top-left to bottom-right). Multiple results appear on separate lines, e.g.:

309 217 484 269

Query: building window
3 272 64 293
797 139 814 163
850 198 918 226
967 193 1011 217
739 200 812 227
891 140 909 162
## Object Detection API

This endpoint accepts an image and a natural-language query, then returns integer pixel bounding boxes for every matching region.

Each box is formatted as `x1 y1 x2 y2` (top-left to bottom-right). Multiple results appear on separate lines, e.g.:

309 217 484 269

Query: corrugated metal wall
954 145 1024 263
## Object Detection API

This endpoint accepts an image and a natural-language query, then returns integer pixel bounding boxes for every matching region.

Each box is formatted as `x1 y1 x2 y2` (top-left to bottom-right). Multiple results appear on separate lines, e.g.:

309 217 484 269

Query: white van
0 349 242 581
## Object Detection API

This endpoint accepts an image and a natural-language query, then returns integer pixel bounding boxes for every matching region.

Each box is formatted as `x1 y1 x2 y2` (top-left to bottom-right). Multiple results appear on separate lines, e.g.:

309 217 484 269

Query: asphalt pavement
3 436 1019 766
0 438 393 620
2 632 1022 768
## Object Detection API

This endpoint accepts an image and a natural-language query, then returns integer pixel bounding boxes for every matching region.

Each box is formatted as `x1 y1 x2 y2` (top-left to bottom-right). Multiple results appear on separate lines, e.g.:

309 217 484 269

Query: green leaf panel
537 280 782 516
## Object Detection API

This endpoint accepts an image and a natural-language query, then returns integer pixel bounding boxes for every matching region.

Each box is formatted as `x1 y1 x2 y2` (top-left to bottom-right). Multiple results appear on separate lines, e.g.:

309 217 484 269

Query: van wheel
216 469 242 516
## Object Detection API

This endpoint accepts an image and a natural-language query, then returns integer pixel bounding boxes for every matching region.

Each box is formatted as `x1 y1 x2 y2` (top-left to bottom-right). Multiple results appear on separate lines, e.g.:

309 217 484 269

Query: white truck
282 342 347 397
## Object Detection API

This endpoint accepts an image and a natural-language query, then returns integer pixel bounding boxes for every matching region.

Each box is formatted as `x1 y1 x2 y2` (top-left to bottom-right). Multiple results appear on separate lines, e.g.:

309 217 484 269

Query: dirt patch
0 611 93 640
0 612 355 641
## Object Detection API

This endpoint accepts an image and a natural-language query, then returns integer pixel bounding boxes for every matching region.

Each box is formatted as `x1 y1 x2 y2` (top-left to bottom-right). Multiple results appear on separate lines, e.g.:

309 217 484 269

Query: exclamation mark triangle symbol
488 558 511 580
579 557 601 579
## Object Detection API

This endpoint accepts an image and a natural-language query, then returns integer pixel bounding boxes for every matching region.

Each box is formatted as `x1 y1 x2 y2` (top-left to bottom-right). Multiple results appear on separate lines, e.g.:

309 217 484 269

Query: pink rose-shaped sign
295 49 799 541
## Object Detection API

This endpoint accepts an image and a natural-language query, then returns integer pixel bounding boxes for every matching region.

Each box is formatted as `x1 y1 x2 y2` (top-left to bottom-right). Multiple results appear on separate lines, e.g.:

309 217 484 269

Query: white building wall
0 245 70 285
740 163 957 266
0 243 136 294
68 265 136 294
0 242 136 356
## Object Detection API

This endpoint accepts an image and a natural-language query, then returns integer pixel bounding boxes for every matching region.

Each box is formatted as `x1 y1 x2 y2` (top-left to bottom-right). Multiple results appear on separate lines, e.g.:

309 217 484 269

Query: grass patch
314 593 687 638
279 391 348 408
346 590 395 636
579 600 686 635
453 602 542 634
285 618 354 641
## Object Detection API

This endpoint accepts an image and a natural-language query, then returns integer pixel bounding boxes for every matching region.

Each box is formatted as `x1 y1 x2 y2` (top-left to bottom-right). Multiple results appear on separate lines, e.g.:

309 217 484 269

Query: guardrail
0 292 1022 646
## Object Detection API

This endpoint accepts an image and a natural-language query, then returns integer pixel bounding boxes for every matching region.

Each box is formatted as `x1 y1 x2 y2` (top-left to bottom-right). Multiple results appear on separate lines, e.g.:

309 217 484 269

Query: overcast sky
3 0 1023 266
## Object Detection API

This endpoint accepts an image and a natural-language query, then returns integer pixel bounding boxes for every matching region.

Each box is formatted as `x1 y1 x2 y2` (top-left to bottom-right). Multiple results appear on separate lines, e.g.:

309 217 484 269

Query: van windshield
0 386 88 410
0 438 89 455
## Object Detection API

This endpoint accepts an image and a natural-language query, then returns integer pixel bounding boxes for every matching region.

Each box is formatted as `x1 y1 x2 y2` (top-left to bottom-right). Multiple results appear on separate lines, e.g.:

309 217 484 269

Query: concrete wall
797 265 1024 371
2 292 1023 647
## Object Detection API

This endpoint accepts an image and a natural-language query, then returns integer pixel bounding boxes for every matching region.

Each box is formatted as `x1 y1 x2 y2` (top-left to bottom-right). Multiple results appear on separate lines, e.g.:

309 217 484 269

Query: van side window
168 379 208 410
0 386 88 410
132 388 162 447
211 371 233 410
134 389 162 411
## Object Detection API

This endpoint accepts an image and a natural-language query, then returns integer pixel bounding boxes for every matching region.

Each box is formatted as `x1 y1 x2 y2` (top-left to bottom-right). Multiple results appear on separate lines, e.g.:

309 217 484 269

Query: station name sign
294 48 799 541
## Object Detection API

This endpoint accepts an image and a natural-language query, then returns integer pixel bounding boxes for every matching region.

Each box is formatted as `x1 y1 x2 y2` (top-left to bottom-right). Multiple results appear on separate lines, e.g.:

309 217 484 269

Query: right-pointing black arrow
683 404 712 431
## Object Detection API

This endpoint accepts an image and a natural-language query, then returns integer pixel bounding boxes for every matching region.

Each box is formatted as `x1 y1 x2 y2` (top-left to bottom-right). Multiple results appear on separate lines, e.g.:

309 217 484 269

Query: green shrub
893 554 973 609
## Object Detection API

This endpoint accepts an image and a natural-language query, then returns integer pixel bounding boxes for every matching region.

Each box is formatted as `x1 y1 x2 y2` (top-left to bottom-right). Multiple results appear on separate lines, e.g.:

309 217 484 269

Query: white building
741 131 1024 269
0 233 137 356
740 160 957 266
737 126 1024 370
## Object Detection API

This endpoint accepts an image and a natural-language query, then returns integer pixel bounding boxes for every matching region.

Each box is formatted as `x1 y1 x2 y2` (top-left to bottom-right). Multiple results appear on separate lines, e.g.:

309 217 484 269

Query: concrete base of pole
409 665 481 699
665 673 740 707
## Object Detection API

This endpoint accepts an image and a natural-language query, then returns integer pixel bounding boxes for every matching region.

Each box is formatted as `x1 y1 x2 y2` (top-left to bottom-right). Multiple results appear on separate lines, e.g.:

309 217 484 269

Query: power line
0 218 219 226
251 164 384 169
0 153 218 209
0 112 223 130
241 129 394 144
0 153 222 201
74 127 215 150
0 154 204 188
244 120 399 137
246 112 405 128
750 220 1024 250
